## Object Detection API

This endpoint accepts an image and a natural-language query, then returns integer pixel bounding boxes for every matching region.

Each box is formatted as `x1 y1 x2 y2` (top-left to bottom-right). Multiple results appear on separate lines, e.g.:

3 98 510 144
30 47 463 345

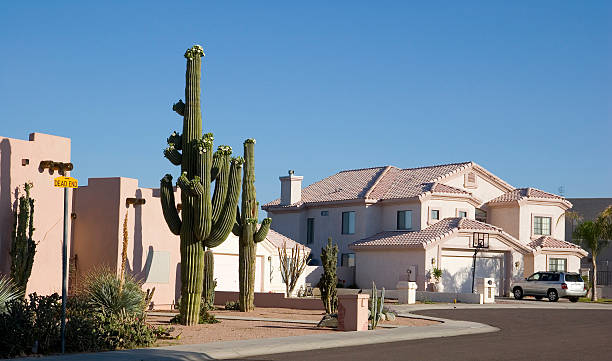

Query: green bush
80 269 145 314
66 295 157 352
224 300 240 310
0 275 22 314
0 293 61 358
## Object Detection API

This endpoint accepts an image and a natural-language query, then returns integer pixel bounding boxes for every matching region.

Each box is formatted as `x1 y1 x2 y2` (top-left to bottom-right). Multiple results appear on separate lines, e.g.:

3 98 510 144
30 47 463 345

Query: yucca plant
0 275 22 314
79 268 145 315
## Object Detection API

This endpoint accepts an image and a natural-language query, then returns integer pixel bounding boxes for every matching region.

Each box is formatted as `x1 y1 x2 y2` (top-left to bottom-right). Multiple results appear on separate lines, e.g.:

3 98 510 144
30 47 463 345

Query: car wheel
534 296 543 300
547 289 559 302
569 296 579 303
513 287 523 300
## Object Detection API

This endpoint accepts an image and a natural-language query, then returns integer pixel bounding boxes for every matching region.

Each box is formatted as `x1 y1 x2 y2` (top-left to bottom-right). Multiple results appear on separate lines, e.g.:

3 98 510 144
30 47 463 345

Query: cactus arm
177 172 204 197
194 136 213 241
254 218 271 243
173 99 185 116
167 131 182 150
204 157 243 248
232 206 242 236
211 146 231 223
160 174 181 235
164 145 182 165
210 149 223 181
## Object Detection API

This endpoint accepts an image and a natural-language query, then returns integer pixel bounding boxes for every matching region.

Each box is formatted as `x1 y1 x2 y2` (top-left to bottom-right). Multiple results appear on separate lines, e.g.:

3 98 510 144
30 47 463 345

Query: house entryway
440 251 505 296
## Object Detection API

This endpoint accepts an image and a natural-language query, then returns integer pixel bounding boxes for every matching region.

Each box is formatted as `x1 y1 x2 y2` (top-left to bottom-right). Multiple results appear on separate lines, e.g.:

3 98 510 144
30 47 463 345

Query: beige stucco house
262 162 587 296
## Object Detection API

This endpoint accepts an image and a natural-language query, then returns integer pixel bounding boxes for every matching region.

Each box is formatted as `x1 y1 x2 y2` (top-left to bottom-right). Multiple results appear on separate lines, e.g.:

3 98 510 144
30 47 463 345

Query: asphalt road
241 308 612 361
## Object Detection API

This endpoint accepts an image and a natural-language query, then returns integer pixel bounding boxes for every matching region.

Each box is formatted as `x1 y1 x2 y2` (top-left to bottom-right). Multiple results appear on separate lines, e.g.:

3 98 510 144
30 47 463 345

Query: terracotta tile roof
263 162 474 209
488 188 566 204
265 229 309 251
527 236 581 250
350 217 499 250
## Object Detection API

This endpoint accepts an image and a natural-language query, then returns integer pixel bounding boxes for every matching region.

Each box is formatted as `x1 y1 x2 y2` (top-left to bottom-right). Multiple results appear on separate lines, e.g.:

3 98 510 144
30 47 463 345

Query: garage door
441 254 504 296
213 254 264 292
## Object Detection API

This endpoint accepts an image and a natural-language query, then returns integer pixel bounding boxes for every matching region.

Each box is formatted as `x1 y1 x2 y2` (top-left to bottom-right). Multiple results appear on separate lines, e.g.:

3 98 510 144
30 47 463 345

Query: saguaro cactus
233 139 271 312
202 249 215 310
160 45 243 325
10 182 37 292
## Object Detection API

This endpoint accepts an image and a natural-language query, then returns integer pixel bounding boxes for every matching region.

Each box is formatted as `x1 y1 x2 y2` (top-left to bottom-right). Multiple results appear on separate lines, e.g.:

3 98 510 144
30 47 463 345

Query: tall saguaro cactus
10 182 37 292
233 139 271 312
160 45 243 325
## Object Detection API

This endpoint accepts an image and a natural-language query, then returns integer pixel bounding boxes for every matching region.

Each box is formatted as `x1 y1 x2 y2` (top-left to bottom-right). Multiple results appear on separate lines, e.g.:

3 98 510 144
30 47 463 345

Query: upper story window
533 216 551 236
397 210 412 230
342 211 355 235
306 218 314 244
320 211 329 216
430 209 440 221
341 253 355 267
458 210 468 218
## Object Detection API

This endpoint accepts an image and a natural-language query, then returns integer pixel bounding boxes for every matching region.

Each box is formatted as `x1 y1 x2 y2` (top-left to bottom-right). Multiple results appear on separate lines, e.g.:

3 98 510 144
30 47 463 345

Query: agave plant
79 268 145 315
0 275 22 314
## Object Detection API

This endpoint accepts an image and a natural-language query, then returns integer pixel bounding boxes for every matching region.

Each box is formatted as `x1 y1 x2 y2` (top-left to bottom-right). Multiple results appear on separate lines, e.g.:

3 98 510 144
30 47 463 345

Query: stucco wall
421 198 475 228
0 133 72 295
488 205 521 240
380 201 421 231
355 249 426 289
519 203 566 242
443 169 507 204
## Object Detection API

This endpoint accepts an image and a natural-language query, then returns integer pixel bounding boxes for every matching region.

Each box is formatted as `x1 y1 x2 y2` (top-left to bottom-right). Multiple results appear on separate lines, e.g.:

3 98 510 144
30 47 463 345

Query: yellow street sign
54 176 78 188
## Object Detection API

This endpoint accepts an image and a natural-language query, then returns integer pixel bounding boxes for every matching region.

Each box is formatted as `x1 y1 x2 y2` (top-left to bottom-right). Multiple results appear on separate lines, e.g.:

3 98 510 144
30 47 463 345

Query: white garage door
441 254 504 296
213 254 264 292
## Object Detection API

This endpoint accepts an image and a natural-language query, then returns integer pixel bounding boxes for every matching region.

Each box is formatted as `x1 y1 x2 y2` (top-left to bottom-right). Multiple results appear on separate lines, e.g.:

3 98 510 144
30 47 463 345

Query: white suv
511 272 586 302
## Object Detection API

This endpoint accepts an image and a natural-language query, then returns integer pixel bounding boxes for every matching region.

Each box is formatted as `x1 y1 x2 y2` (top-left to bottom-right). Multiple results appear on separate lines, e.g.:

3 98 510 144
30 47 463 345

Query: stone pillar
337 294 369 331
396 281 418 304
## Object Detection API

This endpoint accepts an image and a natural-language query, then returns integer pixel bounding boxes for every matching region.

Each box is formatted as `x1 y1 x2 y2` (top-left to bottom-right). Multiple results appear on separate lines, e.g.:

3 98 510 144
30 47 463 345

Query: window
458 210 468 218
549 258 567 272
341 253 355 267
306 218 314 244
320 211 329 216
397 210 412 230
527 273 541 281
534 216 552 236
431 209 440 221
475 208 487 223
342 211 355 234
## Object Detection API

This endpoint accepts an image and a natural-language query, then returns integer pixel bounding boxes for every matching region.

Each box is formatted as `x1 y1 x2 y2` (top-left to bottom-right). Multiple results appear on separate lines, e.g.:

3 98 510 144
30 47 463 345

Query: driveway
242 308 612 361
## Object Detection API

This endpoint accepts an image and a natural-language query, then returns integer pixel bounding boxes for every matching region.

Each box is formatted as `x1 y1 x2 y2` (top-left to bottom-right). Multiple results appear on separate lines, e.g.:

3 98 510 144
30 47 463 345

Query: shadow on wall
126 189 153 283
441 258 502 295
0 139 11 274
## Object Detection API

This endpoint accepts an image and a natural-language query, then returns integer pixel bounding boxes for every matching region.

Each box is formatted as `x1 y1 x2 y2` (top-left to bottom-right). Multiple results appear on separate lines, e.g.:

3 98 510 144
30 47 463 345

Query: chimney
279 170 303 205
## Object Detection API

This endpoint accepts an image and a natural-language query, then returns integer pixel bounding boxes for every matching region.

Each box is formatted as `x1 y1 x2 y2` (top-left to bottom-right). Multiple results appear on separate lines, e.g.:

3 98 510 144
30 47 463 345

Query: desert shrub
66 295 156 352
224 300 240 310
0 293 61 358
79 269 145 315
0 275 22 314
199 300 219 324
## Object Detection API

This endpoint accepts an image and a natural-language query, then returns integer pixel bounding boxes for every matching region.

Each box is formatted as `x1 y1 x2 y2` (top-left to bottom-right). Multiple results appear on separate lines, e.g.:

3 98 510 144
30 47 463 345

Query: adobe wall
0 133 71 295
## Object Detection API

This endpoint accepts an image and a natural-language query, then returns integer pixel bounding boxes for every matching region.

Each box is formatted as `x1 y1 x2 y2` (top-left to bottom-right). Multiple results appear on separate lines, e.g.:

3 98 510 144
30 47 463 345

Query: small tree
319 238 338 314
278 242 310 297
10 182 36 292
573 205 612 301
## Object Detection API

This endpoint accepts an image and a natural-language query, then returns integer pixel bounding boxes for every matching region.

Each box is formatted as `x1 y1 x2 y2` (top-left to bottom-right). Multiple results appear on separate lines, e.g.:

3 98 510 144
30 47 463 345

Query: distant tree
572 205 612 301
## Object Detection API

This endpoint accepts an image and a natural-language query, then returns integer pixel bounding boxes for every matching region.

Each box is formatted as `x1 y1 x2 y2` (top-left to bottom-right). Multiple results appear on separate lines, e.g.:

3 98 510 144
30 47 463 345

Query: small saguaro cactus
369 281 385 330
160 45 243 325
10 182 37 292
202 249 216 310
233 139 271 312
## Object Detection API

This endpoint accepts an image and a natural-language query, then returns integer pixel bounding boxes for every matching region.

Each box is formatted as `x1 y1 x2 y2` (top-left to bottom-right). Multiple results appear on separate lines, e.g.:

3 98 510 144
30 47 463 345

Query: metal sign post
54 174 77 353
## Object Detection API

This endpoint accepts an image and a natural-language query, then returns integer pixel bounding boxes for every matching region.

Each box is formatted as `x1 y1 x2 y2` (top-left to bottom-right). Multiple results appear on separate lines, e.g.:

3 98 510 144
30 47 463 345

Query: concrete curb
20 311 498 360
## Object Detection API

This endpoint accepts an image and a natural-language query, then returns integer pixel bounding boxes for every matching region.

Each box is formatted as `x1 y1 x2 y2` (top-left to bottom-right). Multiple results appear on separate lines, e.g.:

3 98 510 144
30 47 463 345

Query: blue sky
1 1 610 215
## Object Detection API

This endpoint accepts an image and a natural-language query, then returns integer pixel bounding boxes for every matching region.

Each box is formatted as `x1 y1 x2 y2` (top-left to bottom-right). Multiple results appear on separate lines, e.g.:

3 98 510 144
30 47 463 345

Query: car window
565 274 583 282
551 273 560 282
528 273 541 281
540 273 551 281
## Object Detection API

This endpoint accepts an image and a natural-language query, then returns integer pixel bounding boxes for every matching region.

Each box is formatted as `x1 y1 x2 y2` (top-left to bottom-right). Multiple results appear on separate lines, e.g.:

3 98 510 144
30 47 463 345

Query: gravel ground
148 307 437 347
